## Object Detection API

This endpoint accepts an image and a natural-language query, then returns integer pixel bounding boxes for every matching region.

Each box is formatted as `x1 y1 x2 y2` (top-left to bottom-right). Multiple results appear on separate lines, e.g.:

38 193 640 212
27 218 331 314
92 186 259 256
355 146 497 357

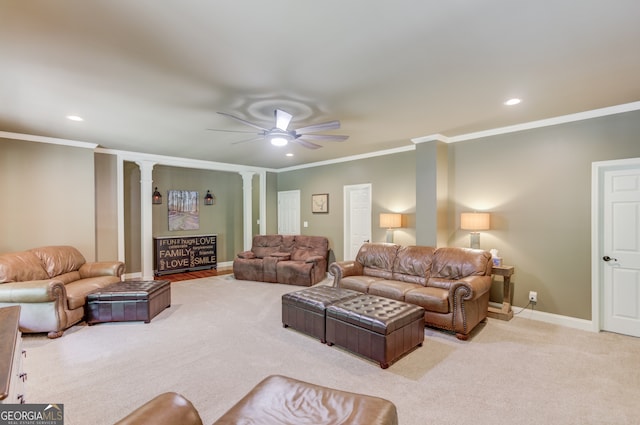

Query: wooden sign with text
154 235 217 275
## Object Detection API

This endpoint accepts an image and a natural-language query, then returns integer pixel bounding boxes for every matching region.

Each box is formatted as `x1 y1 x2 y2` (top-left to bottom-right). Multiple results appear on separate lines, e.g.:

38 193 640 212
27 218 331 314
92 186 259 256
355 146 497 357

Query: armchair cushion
29 245 86 278
0 251 49 283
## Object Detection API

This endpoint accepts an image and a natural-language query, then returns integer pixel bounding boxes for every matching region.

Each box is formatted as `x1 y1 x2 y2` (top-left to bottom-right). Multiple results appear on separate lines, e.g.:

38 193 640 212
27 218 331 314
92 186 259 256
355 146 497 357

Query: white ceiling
2 1 639 169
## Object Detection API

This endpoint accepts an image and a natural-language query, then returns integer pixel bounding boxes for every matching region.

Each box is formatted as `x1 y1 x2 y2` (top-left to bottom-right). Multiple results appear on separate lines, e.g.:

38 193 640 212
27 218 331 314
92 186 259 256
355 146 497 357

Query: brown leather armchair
0 245 124 338
114 375 398 425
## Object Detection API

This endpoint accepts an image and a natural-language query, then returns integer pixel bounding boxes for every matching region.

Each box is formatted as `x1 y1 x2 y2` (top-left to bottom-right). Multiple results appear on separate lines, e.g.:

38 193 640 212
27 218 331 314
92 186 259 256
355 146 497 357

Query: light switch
303 221 308 228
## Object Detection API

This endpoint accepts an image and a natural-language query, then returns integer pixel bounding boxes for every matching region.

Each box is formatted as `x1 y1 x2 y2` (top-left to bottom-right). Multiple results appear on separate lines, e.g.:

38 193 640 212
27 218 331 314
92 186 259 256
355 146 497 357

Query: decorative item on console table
0 306 26 404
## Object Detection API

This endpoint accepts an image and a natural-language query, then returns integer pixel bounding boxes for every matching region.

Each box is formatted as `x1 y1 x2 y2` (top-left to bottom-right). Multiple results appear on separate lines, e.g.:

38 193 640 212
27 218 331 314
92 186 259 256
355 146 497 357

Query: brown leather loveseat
329 243 492 340
0 245 125 338
233 235 329 286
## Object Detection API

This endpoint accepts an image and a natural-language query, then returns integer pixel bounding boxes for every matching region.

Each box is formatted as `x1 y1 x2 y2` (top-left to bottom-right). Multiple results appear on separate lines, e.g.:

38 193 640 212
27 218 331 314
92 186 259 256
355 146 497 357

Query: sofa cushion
429 247 492 282
289 235 329 261
29 246 86 278
356 243 399 280
391 246 435 286
405 287 450 314
369 280 417 301
250 235 283 258
339 275 384 293
65 275 122 309
0 251 49 283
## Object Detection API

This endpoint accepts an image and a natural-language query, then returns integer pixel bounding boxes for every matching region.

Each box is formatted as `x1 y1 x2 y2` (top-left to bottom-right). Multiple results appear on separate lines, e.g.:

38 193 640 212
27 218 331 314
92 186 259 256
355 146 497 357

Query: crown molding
412 101 640 145
0 130 98 149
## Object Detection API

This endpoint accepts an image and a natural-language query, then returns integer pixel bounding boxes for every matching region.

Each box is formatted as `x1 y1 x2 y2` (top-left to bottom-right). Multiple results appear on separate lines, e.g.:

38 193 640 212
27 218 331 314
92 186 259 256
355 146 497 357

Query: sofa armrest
304 255 324 264
448 275 492 301
328 261 363 286
0 279 67 303
236 251 256 259
79 261 125 279
114 392 203 425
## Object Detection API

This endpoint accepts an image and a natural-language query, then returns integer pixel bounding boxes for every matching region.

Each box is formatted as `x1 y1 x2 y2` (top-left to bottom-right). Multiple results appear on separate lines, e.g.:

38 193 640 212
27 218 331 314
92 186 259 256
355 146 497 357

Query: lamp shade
380 213 402 229
460 212 490 231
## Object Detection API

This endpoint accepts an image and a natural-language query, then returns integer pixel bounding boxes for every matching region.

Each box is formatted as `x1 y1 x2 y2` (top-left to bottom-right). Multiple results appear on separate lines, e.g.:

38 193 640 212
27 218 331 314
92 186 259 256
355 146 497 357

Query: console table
0 306 26 404
487 265 515 321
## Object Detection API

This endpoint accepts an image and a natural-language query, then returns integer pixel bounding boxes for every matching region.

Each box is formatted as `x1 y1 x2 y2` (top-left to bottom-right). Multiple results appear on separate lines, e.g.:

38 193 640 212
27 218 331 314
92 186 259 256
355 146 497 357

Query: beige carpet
21 275 640 425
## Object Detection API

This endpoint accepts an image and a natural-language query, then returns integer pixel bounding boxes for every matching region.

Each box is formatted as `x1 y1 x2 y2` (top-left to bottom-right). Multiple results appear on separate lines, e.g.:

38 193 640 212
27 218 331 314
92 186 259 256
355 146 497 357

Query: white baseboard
491 302 594 332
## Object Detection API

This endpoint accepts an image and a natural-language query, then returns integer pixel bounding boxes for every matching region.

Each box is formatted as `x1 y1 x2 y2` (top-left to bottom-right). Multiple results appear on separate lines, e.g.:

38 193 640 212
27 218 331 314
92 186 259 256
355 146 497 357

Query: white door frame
591 157 640 332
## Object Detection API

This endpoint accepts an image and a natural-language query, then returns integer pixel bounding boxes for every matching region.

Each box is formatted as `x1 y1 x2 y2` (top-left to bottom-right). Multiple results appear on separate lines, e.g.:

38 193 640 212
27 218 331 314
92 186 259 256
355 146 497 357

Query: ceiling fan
210 109 349 149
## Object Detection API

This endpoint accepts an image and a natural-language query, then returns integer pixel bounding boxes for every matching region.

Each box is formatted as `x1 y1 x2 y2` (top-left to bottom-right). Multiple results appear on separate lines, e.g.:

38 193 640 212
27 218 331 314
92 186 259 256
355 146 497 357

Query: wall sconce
460 212 490 249
152 187 162 205
204 190 215 206
380 213 402 243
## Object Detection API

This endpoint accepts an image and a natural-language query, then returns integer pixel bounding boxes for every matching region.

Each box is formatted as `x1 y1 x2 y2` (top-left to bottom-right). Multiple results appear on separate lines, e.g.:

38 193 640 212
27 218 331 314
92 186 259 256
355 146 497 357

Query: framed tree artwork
312 193 329 213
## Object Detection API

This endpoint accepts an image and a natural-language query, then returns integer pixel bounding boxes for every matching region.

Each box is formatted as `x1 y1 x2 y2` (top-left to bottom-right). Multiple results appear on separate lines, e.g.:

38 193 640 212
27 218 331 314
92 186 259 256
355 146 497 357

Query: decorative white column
136 160 157 280
240 171 256 250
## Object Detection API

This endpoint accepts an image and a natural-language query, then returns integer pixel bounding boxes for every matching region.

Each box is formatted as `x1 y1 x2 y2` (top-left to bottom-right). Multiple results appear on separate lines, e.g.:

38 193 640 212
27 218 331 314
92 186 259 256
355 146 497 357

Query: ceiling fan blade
297 134 349 142
230 136 265 145
294 139 323 149
275 109 293 131
207 128 262 134
217 112 269 131
295 120 340 134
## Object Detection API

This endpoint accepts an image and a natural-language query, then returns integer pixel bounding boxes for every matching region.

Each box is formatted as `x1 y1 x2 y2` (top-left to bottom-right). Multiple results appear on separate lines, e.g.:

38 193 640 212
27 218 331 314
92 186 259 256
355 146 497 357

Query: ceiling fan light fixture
270 137 289 147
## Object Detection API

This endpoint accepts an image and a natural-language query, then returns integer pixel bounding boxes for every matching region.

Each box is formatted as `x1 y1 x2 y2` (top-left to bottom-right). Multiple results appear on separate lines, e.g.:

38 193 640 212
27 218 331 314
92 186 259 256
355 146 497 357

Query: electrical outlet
529 291 538 303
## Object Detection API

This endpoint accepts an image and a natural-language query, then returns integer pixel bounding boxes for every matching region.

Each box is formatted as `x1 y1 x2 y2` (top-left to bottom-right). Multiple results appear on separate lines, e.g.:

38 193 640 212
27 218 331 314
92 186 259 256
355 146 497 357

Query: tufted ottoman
326 294 425 369
85 280 171 325
282 285 360 343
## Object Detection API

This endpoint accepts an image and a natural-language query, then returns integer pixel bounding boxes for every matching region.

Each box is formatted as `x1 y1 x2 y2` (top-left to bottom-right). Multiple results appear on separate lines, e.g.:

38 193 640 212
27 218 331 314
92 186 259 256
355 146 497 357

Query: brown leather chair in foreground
114 375 398 425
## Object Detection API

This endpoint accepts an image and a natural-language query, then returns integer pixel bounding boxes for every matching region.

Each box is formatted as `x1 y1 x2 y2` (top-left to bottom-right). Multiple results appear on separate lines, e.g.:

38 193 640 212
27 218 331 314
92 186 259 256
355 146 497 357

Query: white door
278 190 300 235
343 184 372 261
593 158 640 337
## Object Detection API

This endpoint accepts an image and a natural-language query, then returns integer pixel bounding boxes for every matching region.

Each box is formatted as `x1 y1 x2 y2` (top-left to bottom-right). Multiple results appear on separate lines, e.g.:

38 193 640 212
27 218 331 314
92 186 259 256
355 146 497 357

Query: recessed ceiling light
286 153 294 157
66 115 84 121
504 98 521 106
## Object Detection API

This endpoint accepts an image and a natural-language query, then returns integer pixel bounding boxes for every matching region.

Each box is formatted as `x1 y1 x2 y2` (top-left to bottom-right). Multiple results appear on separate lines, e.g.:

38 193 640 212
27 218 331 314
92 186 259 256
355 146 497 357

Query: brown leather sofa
329 243 492 340
233 235 329 286
114 375 398 425
0 245 125 338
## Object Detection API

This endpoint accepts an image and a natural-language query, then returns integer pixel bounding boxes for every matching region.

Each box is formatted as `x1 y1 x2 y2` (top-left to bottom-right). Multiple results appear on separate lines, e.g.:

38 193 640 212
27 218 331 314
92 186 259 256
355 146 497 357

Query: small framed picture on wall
312 193 329 213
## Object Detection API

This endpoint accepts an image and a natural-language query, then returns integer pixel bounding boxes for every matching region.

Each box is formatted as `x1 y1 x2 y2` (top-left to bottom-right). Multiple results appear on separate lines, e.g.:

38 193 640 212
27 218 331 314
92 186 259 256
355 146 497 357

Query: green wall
277 150 417 262
123 163 244 273
0 138 96 260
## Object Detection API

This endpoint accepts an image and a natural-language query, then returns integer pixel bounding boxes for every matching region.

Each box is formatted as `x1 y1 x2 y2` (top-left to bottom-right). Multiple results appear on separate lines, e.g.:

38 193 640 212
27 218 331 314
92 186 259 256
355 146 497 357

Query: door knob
602 255 618 262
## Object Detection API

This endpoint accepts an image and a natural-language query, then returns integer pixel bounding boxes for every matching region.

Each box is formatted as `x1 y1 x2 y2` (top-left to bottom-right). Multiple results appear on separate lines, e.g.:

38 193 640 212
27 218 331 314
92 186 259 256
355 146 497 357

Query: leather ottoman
85 280 171 325
282 285 360 343
326 295 425 369
212 375 398 425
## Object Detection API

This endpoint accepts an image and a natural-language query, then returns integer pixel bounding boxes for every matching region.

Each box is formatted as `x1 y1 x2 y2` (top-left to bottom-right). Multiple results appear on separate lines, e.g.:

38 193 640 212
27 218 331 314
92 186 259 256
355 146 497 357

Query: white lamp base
469 232 480 249
385 229 394 243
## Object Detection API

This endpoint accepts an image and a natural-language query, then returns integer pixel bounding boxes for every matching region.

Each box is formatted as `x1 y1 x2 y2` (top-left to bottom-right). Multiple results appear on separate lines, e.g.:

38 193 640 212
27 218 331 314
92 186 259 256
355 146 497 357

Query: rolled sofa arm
0 279 66 303
114 392 203 425
449 275 492 302
79 261 125 279
328 261 363 287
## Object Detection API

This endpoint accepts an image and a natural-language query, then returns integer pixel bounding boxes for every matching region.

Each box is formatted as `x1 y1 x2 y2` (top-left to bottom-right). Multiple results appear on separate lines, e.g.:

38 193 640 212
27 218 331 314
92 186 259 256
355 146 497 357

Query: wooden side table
487 265 515 321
